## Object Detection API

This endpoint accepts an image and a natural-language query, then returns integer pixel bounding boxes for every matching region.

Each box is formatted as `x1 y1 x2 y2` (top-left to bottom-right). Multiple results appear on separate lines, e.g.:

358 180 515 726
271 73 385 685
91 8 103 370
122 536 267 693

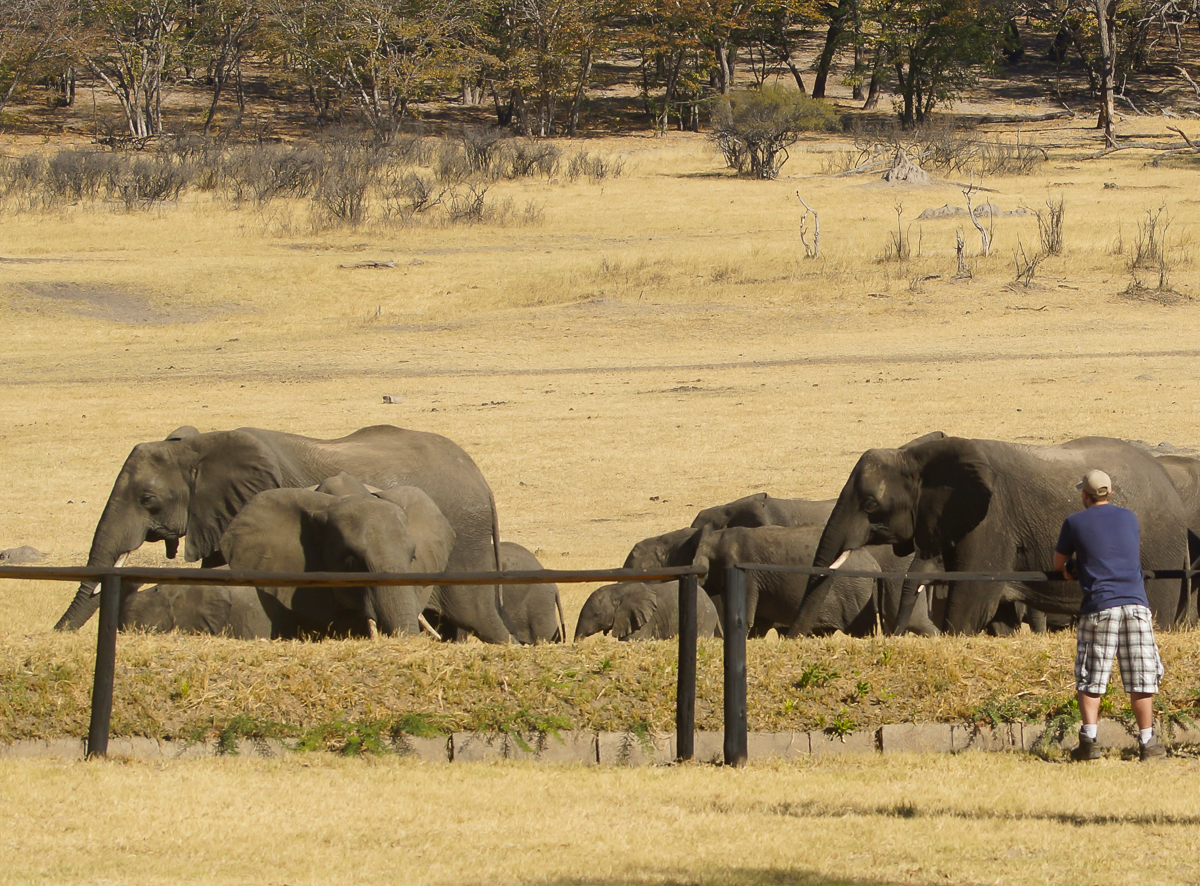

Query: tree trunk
567 44 592 137
813 4 849 98
1092 0 1117 148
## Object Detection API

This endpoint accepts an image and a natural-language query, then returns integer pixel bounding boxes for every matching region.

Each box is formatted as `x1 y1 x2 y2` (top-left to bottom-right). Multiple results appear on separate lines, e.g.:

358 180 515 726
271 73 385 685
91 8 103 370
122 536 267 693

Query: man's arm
1053 551 1076 580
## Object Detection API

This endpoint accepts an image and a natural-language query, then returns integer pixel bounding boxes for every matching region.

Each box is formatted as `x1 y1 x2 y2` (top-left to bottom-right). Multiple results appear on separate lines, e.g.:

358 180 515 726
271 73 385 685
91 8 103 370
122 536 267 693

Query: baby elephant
575 580 721 641
424 542 565 643
119 575 278 638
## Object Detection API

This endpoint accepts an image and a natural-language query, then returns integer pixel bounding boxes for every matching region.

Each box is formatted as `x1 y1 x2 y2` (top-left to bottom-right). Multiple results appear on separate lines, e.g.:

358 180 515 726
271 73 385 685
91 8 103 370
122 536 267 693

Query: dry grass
3 753 1200 885
3 630 1200 745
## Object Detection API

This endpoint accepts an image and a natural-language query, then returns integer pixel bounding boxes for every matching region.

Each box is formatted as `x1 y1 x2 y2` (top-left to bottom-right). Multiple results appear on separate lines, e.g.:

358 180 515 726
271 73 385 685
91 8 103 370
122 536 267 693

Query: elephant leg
944 580 1004 635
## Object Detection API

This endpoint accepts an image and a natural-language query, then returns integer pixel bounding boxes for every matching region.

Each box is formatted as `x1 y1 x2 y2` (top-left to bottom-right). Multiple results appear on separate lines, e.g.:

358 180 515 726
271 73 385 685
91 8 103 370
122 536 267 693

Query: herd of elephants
51 424 1200 644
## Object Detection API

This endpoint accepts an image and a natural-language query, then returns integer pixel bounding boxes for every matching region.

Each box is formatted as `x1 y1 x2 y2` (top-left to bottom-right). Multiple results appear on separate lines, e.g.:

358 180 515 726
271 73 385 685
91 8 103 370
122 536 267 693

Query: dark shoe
1070 732 1101 761
1140 735 1166 761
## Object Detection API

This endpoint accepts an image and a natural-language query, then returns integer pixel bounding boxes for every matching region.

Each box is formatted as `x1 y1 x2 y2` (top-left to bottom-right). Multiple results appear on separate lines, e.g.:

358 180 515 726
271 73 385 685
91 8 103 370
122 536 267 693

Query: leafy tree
710 84 836 178
865 0 1003 127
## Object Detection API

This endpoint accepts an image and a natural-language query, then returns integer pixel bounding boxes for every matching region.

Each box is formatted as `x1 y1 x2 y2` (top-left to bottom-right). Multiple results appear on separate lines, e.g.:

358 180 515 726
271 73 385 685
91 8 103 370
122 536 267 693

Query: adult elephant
691 525 937 637
799 435 1192 636
575 580 721 641
219 484 455 637
54 425 512 642
691 494 835 532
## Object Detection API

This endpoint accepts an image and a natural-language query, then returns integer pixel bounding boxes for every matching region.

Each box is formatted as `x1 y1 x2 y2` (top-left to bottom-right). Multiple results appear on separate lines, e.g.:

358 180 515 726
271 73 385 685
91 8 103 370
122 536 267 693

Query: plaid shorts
1075 604 1164 695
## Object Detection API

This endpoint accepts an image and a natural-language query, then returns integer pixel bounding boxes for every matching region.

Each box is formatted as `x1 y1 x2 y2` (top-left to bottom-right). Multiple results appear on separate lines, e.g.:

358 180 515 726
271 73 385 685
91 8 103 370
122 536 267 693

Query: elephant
800 435 1193 636
574 580 721 641
118 573 277 639
690 525 938 637
425 542 565 643
623 527 703 572
691 494 835 532
218 483 455 638
54 424 514 643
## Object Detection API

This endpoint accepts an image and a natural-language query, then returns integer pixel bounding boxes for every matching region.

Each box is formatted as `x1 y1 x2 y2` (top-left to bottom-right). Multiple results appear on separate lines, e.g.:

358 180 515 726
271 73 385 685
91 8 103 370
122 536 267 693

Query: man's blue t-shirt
1054 504 1149 615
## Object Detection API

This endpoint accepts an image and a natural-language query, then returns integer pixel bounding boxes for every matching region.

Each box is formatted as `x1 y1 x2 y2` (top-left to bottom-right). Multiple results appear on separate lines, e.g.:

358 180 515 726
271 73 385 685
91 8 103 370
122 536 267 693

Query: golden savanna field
4 79 1200 882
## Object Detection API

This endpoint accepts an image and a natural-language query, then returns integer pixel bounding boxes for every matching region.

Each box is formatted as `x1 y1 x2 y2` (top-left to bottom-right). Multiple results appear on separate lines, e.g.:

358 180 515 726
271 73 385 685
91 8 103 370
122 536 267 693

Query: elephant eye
862 497 880 514
140 492 160 509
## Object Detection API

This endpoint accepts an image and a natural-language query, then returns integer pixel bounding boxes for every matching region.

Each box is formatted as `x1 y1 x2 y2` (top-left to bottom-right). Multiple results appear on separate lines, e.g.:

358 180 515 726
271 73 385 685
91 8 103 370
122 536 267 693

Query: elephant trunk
791 501 870 636
368 585 421 636
893 575 928 636
55 494 146 631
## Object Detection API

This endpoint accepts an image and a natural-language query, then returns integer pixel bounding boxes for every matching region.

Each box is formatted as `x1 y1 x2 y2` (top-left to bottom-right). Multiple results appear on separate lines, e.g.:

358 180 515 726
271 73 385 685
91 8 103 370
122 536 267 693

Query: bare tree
76 0 182 139
0 0 73 115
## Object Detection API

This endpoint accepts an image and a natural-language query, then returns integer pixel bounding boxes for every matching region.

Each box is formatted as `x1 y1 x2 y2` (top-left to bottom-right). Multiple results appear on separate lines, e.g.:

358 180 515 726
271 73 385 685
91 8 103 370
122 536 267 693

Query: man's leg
1130 691 1155 731
1078 690 1102 727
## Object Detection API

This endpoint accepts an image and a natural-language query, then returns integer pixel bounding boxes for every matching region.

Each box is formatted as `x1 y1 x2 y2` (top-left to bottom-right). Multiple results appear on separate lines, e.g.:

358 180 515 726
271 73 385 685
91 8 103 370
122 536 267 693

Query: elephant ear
907 437 995 555
613 585 658 640
186 431 284 563
165 425 200 441
174 584 234 635
219 488 332 572
374 486 455 573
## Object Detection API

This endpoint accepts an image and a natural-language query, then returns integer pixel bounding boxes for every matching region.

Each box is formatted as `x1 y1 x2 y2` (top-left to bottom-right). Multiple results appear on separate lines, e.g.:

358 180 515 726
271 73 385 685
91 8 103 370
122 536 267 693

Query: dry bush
849 123 1047 178
44 150 120 203
458 125 507 175
1036 195 1066 256
493 140 561 180
565 151 625 182
112 156 191 210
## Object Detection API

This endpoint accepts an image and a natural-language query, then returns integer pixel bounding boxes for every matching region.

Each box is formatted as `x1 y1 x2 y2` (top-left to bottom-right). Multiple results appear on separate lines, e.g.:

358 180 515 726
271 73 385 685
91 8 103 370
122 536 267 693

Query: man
1054 469 1166 762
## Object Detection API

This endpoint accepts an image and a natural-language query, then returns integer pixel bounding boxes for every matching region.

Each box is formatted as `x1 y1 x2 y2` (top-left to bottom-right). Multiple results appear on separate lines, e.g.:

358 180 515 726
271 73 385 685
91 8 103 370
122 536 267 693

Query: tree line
1 0 1197 142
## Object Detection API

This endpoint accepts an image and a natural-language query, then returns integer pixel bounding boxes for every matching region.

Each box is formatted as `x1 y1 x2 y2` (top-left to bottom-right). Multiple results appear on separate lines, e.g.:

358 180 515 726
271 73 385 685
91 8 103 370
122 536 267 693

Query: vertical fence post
87 572 122 759
723 566 748 767
676 573 697 762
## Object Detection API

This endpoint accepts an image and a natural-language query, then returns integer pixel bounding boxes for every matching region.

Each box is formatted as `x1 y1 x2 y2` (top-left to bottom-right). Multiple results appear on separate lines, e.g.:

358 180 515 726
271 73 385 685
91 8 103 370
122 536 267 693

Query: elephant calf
119 576 278 639
425 542 565 643
575 580 721 641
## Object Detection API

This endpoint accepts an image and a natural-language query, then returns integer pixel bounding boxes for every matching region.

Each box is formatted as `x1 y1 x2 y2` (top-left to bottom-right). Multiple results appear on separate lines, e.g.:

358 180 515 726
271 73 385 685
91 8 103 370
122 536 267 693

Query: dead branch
1177 66 1200 97
796 192 819 258
962 175 990 258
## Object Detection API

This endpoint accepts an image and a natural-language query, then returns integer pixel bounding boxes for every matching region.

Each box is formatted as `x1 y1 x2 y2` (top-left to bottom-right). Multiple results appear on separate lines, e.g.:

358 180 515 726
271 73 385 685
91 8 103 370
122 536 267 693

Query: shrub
113 157 191 210
710 86 838 180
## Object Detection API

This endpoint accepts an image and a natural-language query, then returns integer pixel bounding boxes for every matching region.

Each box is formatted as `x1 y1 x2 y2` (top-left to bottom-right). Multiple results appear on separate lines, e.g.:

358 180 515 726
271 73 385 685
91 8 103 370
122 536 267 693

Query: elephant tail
554 588 566 643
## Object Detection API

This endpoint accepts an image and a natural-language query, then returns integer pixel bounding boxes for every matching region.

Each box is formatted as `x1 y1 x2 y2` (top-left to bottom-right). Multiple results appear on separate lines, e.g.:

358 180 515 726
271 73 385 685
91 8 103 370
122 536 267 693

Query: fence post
723 566 748 767
87 572 122 759
676 573 697 762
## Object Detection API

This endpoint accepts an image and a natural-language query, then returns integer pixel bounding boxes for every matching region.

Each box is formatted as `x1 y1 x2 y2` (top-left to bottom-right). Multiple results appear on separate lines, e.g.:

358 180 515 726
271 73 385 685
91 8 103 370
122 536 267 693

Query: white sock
1140 728 1153 744
1081 723 1098 740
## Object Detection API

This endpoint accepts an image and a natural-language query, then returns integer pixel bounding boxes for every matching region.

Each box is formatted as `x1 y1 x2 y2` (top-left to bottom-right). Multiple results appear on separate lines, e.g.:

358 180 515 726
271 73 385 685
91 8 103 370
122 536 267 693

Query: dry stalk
796 191 820 258
962 175 991 258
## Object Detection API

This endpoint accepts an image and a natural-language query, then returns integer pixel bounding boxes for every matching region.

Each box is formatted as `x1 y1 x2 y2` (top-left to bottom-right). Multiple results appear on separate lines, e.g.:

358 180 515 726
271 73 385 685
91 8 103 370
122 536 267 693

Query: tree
479 0 617 136
183 0 264 135
865 0 1002 127
268 0 484 131
743 0 822 93
710 84 836 178
0 0 73 116
75 0 183 138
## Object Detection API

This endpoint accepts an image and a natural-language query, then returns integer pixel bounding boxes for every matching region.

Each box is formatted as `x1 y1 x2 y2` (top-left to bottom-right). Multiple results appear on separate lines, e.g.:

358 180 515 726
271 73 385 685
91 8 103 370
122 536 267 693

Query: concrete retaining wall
4 722 1199 763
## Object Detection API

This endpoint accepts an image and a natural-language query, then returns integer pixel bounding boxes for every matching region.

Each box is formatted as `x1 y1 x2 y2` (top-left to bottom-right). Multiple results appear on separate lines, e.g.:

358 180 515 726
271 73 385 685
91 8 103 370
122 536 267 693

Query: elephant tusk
917 584 926 595
828 550 852 570
418 613 442 641
367 618 380 640
89 552 131 596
